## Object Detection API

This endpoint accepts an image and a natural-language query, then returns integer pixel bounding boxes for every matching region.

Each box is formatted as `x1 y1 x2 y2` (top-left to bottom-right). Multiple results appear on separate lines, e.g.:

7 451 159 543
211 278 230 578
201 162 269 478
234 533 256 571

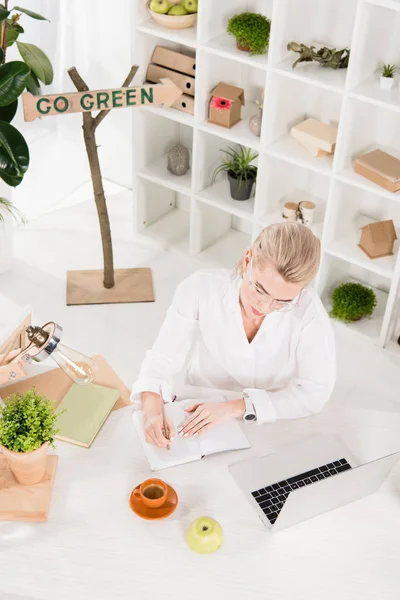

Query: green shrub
0 388 59 453
227 12 271 55
329 282 377 323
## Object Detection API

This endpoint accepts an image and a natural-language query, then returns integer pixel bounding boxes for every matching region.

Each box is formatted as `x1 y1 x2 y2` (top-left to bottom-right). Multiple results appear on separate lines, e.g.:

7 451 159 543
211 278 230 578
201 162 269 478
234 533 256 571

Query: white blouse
131 269 336 424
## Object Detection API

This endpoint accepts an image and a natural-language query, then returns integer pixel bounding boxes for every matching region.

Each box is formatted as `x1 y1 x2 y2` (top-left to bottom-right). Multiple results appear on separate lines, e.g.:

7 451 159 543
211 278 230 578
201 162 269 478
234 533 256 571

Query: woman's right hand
142 392 175 448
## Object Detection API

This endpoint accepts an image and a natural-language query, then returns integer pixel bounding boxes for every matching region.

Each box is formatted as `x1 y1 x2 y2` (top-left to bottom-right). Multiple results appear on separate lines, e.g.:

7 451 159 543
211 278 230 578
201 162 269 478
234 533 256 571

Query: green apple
183 0 198 13
186 517 223 554
150 0 171 14
168 4 188 15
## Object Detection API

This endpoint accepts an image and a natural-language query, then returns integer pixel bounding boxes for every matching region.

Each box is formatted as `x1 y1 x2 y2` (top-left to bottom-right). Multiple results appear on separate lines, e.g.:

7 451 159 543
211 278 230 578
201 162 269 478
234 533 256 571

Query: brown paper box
151 46 196 77
208 82 245 129
354 149 400 192
171 93 194 115
354 162 400 193
146 64 195 97
291 118 338 153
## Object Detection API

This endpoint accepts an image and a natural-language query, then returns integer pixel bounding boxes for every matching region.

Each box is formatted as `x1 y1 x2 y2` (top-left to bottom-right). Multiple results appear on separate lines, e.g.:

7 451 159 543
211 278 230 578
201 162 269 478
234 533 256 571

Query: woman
132 222 335 448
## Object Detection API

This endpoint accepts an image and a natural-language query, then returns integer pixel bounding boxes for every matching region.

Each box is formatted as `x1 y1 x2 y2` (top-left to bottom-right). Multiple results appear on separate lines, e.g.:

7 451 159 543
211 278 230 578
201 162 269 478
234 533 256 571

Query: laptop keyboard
251 458 352 525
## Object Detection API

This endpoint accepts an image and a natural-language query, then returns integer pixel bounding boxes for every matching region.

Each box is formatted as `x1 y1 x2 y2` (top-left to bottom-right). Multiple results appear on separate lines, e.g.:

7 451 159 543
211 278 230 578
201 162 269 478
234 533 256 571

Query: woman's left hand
179 400 244 437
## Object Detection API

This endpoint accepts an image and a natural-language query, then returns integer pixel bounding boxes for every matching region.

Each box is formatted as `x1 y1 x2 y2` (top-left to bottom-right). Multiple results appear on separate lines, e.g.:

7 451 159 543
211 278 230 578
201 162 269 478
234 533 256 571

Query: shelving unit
132 0 400 353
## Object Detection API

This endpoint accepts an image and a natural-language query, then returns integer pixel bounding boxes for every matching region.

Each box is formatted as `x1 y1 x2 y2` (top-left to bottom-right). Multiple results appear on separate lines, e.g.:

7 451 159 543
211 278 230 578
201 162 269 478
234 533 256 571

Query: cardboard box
358 219 397 259
354 149 400 193
208 82 245 129
171 93 194 115
146 64 195 97
291 118 338 153
151 46 196 77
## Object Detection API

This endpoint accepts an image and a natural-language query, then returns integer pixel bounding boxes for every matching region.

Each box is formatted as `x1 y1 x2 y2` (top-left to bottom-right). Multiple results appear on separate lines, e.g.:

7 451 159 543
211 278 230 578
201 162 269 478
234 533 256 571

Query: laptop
229 433 400 532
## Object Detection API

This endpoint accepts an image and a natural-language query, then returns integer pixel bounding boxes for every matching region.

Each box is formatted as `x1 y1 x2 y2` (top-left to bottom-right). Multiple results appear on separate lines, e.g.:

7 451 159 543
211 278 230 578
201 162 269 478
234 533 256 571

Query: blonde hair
237 222 320 285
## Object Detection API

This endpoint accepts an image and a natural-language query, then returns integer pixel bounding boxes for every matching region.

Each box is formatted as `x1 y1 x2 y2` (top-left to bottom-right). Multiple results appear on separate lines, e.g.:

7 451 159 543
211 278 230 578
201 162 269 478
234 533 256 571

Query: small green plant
212 145 258 190
0 388 59 452
0 197 26 223
227 12 271 55
329 282 377 323
381 63 396 78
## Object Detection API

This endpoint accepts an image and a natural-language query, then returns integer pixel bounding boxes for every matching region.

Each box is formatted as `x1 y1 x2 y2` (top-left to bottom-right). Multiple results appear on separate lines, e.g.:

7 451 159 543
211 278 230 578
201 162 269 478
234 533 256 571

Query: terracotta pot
236 41 250 52
1 441 49 486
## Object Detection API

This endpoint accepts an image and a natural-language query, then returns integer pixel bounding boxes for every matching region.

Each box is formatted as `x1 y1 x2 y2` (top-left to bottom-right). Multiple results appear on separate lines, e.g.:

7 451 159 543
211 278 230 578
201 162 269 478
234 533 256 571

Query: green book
55 383 119 448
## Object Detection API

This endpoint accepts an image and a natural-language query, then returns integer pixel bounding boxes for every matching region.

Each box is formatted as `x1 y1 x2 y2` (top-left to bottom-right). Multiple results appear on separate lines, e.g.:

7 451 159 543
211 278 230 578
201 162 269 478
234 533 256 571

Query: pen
159 386 171 451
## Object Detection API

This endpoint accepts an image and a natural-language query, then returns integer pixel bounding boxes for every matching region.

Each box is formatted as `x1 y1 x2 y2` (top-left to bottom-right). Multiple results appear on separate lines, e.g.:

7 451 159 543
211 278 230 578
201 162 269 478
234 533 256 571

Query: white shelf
136 20 197 49
200 34 268 71
197 101 261 150
140 104 194 127
350 74 400 112
138 155 192 195
138 208 190 254
196 179 255 221
265 134 334 176
132 0 400 354
272 58 348 93
325 235 396 280
337 168 400 204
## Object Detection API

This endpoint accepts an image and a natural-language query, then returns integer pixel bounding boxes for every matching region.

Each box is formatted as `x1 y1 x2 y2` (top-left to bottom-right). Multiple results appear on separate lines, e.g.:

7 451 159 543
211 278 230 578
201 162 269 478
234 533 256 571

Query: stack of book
291 117 338 157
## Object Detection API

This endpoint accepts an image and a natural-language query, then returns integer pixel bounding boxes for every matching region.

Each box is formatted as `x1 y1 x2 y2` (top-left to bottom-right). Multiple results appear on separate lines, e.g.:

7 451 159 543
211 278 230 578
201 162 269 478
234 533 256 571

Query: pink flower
211 96 232 111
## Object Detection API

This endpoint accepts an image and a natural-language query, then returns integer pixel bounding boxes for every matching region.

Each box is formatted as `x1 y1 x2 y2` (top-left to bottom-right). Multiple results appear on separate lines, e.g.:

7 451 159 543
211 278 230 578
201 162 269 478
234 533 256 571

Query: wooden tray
0 455 58 522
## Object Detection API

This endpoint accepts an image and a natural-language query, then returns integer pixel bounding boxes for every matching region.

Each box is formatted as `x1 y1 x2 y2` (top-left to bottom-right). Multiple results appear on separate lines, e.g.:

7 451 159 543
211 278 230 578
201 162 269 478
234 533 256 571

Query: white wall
10 0 134 218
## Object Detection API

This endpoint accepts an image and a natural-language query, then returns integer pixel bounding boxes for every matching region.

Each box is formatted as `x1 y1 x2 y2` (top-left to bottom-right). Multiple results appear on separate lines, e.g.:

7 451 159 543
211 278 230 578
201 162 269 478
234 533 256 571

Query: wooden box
358 219 397 259
151 46 196 77
354 149 400 193
291 118 338 153
208 82 245 129
146 64 195 97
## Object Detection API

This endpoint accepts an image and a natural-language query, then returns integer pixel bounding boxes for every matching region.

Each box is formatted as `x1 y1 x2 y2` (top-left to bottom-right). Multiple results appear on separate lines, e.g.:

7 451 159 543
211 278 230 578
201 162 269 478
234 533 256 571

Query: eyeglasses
247 259 301 313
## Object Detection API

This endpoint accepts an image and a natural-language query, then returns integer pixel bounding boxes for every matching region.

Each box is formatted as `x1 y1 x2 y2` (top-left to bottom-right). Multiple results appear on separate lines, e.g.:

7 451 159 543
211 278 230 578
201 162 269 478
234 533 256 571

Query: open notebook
133 397 250 471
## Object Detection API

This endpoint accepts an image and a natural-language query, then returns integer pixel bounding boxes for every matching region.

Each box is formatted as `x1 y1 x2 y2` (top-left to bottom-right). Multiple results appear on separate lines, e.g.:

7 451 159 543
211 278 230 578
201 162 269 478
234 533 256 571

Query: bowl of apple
147 0 198 29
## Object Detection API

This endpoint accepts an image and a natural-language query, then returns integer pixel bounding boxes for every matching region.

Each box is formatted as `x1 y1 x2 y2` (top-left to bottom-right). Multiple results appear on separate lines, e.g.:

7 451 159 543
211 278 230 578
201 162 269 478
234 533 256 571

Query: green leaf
16 41 53 84
6 23 19 46
12 22 24 33
25 71 40 95
0 99 17 122
0 120 29 186
12 6 49 21
0 5 10 20
0 61 30 106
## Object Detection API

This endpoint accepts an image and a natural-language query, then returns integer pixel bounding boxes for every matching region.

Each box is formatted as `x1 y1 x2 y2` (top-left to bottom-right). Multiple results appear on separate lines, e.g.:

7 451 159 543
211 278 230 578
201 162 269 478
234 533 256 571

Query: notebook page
180 397 250 456
132 403 201 471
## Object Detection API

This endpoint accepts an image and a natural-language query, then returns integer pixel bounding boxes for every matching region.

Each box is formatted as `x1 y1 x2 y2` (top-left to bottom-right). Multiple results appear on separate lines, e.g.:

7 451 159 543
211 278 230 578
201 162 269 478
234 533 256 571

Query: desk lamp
23 321 96 385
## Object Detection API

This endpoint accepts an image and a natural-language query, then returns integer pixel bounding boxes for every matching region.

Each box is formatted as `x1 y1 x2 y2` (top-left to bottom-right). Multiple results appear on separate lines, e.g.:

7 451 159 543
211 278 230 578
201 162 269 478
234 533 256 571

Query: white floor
1 183 400 416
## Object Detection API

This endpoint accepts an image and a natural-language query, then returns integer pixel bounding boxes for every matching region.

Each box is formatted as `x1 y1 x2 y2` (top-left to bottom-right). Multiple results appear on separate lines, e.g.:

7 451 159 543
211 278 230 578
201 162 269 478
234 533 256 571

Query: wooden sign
22 77 182 122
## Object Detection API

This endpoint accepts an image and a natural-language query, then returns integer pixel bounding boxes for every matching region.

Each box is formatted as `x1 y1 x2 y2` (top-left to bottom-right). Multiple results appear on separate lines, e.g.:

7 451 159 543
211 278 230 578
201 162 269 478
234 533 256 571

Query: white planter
0 181 14 275
380 76 394 90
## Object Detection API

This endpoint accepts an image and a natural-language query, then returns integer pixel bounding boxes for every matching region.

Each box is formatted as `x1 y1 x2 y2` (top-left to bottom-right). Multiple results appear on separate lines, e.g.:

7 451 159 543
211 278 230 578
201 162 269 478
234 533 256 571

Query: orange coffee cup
133 478 168 508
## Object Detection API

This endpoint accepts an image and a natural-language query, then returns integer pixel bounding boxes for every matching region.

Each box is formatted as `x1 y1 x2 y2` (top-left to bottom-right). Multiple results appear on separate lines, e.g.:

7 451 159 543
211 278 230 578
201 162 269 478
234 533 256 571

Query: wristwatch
242 393 257 422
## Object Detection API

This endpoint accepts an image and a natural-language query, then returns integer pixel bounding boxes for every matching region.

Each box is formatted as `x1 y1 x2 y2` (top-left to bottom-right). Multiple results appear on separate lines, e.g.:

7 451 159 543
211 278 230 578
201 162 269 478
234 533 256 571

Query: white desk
1 387 400 600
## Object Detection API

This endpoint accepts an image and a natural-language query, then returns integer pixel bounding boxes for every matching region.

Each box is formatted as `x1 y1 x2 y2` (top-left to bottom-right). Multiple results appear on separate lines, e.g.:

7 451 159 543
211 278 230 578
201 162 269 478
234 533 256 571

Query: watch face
245 413 256 421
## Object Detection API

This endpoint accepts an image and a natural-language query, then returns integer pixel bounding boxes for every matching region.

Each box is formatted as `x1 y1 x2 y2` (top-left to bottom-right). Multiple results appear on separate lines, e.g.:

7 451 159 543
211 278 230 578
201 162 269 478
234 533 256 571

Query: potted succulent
227 12 271 55
213 145 258 201
380 63 396 90
0 197 26 274
329 282 377 323
0 389 59 485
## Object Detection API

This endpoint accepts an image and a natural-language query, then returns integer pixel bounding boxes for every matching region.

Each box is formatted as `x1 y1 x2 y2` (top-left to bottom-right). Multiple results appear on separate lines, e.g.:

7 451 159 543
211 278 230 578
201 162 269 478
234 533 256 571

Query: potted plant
0 4 53 273
0 388 59 485
213 145 258 201
227 12 271 55
329 282 377 323
0 197 26 273
380 63 396 90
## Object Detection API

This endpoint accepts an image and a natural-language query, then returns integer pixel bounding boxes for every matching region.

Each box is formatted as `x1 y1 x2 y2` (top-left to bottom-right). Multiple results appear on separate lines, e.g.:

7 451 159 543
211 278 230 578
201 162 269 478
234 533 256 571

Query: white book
133 397 250 471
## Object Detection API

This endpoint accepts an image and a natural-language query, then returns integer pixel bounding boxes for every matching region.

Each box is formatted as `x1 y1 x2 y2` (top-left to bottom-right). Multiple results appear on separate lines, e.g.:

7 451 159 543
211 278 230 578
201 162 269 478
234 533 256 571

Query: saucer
129 484 178 520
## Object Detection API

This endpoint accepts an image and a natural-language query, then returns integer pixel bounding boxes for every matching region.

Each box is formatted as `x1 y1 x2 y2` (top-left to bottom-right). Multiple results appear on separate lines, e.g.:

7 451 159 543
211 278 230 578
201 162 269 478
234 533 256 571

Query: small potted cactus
380 63 396 90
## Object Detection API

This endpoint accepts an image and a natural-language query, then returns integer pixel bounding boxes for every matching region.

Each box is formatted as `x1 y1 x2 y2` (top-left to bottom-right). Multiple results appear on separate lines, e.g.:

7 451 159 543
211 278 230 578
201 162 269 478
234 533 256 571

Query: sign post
22 66 183 306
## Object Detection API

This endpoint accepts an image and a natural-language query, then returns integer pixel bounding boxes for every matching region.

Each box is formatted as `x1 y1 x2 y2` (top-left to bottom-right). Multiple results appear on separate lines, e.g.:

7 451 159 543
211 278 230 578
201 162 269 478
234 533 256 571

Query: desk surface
1 387 400 600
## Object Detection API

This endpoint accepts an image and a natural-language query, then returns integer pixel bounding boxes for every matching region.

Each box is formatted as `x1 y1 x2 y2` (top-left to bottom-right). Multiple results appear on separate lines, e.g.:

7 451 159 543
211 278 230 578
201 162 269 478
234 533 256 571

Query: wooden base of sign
66 268 155 306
